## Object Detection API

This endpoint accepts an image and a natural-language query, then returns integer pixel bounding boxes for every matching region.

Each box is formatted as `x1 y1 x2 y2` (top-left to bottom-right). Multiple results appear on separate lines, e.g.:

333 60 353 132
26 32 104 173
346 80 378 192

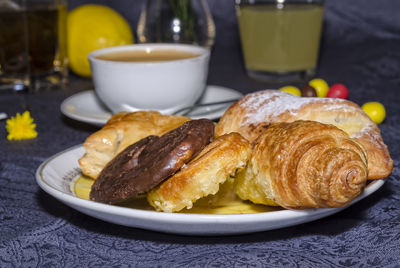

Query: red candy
327 83 349 99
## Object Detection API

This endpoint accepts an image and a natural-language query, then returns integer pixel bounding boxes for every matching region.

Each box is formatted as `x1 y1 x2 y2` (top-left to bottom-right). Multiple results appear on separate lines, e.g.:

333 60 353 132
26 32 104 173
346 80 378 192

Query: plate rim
36 145 385 234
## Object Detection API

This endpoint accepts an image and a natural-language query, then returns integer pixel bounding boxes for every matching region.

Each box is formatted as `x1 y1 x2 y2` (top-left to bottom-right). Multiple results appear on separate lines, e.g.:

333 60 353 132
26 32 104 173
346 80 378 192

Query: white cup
88 44 210 114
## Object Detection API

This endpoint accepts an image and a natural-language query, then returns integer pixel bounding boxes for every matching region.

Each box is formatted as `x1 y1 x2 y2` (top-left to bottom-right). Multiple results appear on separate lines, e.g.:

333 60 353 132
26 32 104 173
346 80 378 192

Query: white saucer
61 85 243 126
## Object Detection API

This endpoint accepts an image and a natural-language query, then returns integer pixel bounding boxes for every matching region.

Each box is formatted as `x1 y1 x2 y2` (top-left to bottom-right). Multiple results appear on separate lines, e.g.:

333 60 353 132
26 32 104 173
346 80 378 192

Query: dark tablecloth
1 0 400 267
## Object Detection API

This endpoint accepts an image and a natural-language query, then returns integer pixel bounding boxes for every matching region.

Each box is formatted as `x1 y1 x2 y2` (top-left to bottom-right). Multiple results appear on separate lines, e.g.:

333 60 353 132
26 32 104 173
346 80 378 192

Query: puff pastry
147 132 251 212
235 120 368 209
79 111 190 179
90 119 215 204
215 90 393 179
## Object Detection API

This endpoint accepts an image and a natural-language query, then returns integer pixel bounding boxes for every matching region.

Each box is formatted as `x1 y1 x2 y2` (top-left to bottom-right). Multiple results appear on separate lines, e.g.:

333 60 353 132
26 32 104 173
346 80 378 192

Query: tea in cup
88 43 210 114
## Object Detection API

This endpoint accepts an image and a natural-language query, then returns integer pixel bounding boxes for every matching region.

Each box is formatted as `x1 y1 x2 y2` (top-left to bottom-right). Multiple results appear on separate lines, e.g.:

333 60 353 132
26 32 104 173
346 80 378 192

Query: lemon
67 4 133 77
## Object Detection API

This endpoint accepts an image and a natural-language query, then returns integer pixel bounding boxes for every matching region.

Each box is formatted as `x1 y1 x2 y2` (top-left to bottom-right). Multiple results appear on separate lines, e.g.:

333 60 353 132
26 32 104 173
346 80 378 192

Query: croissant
215 90 393 179
234 120 368 209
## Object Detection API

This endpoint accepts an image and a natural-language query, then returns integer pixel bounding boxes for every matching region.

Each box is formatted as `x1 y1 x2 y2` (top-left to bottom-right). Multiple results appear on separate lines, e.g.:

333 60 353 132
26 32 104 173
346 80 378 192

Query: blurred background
64 0 400 98
2 0 400 96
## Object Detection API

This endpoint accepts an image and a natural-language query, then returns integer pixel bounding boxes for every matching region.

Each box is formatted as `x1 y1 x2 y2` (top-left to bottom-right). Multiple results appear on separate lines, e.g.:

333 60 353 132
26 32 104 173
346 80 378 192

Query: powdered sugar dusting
240 90 347 124
229 90 391 179
238 90 377 139
351 124 376 139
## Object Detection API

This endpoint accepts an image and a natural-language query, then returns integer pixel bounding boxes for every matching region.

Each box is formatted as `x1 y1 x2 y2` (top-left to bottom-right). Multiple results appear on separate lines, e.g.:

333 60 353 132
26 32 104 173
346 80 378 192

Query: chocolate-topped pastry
90 119 215 204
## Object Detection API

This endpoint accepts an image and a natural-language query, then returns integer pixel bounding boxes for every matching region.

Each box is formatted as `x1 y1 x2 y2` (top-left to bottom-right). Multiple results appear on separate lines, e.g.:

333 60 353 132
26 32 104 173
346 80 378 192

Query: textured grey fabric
1 0 400 267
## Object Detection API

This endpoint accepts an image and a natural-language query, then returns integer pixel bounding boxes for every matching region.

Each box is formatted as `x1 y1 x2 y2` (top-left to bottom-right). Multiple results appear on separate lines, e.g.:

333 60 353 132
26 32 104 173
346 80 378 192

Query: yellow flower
6 111 38 140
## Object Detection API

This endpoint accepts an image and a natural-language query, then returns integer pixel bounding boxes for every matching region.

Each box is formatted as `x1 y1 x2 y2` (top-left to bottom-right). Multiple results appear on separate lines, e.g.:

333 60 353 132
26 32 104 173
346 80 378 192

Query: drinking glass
0 0 68 92
137 0 215 49
236 0 324 83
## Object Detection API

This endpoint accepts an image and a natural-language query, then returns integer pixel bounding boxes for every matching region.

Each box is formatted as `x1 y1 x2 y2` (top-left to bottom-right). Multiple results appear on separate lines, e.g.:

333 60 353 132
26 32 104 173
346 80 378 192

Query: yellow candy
309 78 329 97
361 102 386 124
279 86 301 96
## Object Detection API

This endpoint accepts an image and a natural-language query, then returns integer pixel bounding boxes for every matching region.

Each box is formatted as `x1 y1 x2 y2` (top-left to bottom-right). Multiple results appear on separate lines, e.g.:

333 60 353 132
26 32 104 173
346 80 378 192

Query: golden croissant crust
234 120 368 209
215 90 393 179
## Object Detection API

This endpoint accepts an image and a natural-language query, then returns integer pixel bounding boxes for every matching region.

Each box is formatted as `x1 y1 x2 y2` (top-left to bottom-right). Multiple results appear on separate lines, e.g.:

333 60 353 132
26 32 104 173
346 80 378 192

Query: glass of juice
236 0 324 83
0 0 68 92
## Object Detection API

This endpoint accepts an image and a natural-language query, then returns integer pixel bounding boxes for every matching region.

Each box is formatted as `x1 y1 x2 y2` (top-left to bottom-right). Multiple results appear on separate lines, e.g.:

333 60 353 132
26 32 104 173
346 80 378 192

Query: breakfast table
1 0 400 267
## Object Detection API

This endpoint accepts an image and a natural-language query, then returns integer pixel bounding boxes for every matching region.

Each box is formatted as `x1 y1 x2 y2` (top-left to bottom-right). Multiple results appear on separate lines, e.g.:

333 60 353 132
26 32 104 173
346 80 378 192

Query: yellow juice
237 3 324 73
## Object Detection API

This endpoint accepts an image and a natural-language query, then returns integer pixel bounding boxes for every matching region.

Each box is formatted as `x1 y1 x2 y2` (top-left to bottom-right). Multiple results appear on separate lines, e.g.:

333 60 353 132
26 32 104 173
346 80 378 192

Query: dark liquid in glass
0 4 67 89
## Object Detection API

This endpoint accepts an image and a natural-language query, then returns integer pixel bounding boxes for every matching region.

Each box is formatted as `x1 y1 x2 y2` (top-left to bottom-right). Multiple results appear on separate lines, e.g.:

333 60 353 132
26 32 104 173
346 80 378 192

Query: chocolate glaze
90 119 215 204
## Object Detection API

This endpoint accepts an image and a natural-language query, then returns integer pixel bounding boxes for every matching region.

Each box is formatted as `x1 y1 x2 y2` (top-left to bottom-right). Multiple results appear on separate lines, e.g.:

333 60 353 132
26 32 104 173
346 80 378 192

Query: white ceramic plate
60 85 243 126
36 145 384 236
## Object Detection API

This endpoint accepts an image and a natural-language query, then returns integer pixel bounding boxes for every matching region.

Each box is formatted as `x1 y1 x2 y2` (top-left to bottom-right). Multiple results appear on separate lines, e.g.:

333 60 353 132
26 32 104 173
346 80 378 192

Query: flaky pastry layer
215 90 393 179
79 111 190 179
235 120 368 209
147 132 251 212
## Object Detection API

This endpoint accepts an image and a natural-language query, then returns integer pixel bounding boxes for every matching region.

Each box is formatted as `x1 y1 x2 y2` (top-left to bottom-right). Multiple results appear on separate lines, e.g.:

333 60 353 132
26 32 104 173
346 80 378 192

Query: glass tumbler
236 0 324 83
0 0 68 92
137 0 215 49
